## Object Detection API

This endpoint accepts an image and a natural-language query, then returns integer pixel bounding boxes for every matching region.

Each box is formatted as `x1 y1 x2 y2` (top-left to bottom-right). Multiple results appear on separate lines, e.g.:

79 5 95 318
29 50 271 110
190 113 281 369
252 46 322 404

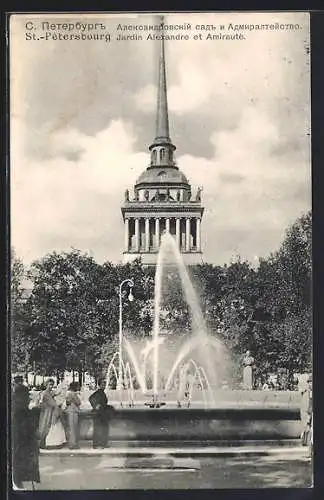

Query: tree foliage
11 250 31 373
11 211 312 382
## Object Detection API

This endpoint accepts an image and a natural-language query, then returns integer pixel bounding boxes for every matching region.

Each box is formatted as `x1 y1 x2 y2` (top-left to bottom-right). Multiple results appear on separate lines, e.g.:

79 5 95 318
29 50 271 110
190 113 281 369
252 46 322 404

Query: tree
191 260 256 351
26 249 118 381
269 211 311 319
11 249 31 375
253 212 312 376
24 253 158 381
272 310 312 374
12 210 311 385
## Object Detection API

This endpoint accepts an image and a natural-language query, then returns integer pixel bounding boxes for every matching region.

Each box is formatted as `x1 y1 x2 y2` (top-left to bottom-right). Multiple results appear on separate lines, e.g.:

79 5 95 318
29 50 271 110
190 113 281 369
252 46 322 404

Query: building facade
121 26 204 266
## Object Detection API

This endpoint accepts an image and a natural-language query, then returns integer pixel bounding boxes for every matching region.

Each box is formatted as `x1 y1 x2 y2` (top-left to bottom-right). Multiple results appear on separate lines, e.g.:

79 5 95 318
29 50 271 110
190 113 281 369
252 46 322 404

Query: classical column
196 218 201 252
185 218 191 251
165 217 170 233
145 217 150 252
176 218 181 249
135 218 140 252
124 218 129 252
155 218 160 249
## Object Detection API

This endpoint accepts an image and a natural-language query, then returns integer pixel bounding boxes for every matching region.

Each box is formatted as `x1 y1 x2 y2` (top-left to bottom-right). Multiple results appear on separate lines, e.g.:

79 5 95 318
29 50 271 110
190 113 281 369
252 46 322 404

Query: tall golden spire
154 15 170 143
149 14 176 167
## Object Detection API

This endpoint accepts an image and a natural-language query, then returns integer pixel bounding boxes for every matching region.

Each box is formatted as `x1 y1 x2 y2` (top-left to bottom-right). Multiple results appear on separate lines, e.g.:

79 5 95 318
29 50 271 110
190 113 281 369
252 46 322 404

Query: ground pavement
20 444 312 490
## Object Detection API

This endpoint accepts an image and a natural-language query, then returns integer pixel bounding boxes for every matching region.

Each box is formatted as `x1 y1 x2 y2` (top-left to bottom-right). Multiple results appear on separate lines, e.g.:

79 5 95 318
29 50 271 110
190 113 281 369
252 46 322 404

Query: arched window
160 148 166 161
151 150 157 164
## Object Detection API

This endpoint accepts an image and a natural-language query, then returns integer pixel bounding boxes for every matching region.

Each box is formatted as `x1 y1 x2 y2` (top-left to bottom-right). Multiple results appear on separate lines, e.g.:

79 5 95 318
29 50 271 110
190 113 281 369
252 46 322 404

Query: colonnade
124 216 201 253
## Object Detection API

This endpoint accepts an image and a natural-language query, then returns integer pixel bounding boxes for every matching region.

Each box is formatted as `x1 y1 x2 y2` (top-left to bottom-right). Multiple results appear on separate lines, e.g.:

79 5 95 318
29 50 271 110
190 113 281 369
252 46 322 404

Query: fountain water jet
152 238 164 399
176 358 211 408
105 232 230 408
165 335 225 393
124 339 147 393
106 352 137 406
151 233 226 404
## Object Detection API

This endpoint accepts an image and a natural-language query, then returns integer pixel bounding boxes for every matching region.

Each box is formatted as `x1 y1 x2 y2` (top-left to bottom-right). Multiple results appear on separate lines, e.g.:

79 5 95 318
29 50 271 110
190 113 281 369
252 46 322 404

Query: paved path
20 449 312 490
40 444 307 458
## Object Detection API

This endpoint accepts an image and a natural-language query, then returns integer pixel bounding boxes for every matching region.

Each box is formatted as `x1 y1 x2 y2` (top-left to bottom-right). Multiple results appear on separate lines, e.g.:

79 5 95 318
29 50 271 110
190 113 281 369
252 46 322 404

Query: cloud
12 95 309 266
175 101 310 262
134 84 156 113
10 12 311 266
11 118 148 263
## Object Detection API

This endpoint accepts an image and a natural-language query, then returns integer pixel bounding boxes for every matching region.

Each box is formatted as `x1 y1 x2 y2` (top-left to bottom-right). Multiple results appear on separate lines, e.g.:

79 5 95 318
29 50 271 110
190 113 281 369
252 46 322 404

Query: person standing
12 375 40 489
307 375 313 456
89 379 110 449
65 382 81 449
38 378 66 449
300 374 312 446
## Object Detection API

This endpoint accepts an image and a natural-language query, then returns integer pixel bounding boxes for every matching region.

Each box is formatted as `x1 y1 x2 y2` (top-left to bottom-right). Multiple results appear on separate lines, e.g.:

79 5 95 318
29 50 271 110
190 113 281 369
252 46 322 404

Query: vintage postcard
9 12 312 490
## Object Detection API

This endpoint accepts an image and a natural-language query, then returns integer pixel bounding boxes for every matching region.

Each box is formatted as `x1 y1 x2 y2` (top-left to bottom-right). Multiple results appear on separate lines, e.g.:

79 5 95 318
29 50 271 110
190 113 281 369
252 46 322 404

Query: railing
125 246 200 253
122 200 202 206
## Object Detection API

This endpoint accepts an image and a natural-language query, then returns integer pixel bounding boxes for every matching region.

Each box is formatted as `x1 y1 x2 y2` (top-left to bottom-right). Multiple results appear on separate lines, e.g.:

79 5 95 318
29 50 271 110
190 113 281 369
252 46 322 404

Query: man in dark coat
12 375 40 489
89 379 110 449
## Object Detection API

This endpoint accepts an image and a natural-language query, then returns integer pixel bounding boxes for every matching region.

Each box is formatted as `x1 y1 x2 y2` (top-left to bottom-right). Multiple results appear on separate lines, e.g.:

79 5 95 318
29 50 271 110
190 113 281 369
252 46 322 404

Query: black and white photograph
9 11 312 490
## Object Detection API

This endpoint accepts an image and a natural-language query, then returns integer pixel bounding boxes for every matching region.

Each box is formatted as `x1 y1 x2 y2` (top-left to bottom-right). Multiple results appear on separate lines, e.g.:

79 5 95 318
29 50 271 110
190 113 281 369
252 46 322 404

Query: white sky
10 12 311 266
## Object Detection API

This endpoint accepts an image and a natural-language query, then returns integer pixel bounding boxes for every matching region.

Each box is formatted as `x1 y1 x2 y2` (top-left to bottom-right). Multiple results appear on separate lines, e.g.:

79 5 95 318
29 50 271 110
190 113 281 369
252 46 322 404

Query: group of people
12 371 313 489
12 376 112 489
38 379 82 450
254 377 298 391
38 377 111 450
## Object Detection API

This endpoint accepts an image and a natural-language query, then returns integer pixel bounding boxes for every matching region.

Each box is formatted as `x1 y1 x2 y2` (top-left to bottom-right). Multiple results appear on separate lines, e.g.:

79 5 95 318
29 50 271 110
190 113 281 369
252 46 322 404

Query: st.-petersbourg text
25 32 111 42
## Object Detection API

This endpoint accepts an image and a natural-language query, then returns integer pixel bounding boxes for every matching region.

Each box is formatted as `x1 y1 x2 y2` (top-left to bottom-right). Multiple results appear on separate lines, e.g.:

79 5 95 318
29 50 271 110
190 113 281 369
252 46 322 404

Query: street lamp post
118 279 134 395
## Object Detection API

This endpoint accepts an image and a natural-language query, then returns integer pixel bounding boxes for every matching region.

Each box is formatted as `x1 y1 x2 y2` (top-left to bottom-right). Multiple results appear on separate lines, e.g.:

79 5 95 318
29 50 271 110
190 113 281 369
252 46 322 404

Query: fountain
58 233 303 446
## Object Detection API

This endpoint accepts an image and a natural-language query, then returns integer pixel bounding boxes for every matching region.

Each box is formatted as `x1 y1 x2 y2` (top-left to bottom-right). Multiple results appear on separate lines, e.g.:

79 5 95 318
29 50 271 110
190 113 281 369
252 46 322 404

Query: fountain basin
66 405 301 442
79 389 302 409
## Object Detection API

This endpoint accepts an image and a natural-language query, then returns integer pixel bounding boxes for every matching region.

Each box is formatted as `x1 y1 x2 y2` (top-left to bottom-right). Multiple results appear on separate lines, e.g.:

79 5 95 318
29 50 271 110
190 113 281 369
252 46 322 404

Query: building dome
135 167 189 186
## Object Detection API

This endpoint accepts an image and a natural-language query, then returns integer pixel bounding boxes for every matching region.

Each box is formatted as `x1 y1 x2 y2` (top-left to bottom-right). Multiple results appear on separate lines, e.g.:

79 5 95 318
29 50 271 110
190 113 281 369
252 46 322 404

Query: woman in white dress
38 379 66 449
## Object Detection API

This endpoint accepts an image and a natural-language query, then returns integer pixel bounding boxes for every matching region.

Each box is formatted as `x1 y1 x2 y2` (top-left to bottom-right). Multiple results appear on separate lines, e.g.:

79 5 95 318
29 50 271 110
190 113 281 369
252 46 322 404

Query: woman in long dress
65 382 82 449
12 375 40 489
38 378 66 449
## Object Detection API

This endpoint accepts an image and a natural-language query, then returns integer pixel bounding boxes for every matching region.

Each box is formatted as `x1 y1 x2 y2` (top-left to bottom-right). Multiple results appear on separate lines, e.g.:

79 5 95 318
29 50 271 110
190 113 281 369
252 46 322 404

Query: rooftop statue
196 187 203 202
